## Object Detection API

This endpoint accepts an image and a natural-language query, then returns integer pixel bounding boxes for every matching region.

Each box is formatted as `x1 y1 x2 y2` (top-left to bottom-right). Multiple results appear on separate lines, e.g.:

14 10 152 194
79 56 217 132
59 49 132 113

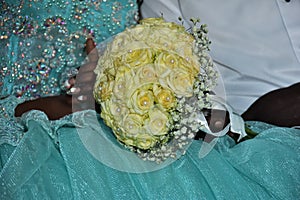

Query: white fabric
198 95 247 139
197 95 247 158
141 0 300 114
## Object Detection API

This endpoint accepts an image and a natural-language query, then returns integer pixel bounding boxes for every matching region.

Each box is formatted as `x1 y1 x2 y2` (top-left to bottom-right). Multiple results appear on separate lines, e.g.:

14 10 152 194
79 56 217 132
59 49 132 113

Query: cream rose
162 67 196 97
154 52 179 77
123 49 153 68
135 134 157 150
130 86 155 115
113 66 131 100
121 113 144 138
100 98 129 126
109 31 133 54
133 63 157 85
145 107 170 136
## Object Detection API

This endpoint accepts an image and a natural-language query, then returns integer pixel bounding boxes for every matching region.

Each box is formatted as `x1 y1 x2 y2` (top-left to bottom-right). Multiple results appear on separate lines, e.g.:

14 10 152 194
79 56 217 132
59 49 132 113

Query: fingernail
63 79 71 89
66 87 80 95
214 120 224 129
68 78 76 85
86 34 94 40
77 95 87 101
70 87 77 93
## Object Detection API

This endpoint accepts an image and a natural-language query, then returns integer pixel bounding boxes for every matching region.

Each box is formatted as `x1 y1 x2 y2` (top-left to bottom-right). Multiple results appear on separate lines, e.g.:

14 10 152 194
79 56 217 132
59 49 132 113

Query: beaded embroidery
0 0 138 100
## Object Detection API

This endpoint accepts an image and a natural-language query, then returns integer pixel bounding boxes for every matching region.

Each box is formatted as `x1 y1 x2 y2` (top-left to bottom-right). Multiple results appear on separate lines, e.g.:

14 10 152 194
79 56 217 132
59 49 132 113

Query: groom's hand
242 82 300 127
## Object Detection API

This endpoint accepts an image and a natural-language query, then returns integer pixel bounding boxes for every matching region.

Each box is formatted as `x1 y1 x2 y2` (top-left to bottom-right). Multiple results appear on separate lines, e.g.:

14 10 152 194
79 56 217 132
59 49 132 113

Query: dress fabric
0 0 138 145
1 110 300 199
0 1 300 199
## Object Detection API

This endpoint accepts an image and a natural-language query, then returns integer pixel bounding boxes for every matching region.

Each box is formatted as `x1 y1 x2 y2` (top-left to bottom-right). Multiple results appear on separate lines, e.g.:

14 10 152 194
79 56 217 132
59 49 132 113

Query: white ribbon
198 95 247 158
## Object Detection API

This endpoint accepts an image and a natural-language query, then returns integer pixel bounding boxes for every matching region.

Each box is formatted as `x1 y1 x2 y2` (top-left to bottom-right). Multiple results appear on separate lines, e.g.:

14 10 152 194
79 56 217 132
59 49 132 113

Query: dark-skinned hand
15 38 99 120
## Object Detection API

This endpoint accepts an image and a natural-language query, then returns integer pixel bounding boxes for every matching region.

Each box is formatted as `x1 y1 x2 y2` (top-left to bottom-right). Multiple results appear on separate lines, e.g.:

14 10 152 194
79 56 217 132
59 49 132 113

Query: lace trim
0 92 99 147
0 96 25 146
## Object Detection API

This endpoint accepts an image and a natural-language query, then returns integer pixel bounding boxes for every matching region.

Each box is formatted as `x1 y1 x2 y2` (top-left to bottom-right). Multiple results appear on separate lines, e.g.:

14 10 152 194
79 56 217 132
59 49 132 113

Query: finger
62 79 72 90
67 79 94 96
76 93 95 102
86 38 99 62
63 94 73 106
209 109 228 132
68 77 76 87
71 85 93 96
85 38 96 54
66 87 81 95
72 95 96 111
75 71 96 84
77 62 97 73
79 85 94 94
72 89 95 102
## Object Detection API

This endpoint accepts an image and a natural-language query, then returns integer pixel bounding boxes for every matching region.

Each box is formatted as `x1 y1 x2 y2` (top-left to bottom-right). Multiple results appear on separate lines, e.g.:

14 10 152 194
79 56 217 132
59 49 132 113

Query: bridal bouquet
94 18 217 163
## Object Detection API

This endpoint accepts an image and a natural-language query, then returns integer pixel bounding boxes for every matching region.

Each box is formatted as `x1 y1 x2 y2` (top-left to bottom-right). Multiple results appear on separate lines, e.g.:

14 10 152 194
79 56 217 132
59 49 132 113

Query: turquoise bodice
0 0 138 147
0 0 138 100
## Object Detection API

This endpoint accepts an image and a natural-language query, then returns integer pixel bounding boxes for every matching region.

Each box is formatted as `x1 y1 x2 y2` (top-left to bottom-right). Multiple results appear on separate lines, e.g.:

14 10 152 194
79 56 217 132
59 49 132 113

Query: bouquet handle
198 95 247 158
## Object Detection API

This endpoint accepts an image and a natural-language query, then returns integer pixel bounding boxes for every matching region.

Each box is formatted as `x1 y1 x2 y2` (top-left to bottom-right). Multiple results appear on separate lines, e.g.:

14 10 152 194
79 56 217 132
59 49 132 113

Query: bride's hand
15 95 73 120
67 38 99 112
15 38 99 120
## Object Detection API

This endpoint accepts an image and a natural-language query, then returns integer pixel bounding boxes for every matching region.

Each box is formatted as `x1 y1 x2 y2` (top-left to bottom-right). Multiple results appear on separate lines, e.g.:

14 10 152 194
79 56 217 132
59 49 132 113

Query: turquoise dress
1 1 299 199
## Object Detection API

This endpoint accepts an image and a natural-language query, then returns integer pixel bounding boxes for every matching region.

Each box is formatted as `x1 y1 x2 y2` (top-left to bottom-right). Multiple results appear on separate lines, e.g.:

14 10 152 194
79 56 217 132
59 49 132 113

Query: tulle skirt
1 110 299 199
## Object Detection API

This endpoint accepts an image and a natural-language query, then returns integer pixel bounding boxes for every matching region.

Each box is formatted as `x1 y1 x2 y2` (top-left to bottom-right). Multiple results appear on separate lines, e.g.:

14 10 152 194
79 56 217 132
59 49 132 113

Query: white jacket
141 0 300 114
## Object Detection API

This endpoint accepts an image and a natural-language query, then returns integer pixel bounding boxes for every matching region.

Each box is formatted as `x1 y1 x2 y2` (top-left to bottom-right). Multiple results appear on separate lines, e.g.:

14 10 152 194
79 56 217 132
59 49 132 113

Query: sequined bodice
0 0 138 100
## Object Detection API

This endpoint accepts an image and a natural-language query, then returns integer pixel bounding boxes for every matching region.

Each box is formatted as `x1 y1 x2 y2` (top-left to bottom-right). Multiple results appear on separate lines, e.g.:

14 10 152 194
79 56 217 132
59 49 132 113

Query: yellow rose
145 23 189 52
121 113 144 137
100 99 129 126
154 50 199 78
100 112 114 128
174 33 195 53
112 56 122 68
109 31 133 54
162 67 196 97
177 56 200 76
130 86 155 115
128 25 151 41
122 69 137 99
134 64 157 85
154 52 179 77
121 138 135 146
146 28 177 51
135 133 157 150
123 49 154 68
113 66 131 100
153 85 176 110
140 17 185 32
111 101 129 123
139 17 165 26
100 102 114 127
162 22 186 32
145 107 170 136
94 79 114 102
190 58 201 76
